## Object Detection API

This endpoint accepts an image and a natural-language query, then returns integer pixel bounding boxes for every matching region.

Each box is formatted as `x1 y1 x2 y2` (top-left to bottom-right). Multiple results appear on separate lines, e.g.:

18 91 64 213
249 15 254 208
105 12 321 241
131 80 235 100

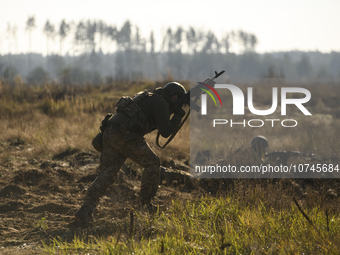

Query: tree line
3 16 258 55
1 17 340 84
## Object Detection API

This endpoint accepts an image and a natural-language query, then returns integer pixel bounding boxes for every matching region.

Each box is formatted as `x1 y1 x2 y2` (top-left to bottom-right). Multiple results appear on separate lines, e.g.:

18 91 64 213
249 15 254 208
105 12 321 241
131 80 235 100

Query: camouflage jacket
109 88 182 137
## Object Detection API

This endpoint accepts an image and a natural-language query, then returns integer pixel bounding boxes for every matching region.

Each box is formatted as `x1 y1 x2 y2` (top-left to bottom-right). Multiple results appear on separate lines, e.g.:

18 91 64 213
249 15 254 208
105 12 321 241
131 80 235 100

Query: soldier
250 135 269 163
197 135 269 182
195 136 268 194
74 82 186 224
219 135 269 167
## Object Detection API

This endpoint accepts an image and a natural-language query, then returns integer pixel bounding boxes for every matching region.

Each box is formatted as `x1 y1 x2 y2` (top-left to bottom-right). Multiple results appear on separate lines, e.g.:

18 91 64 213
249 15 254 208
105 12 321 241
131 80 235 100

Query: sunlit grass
44 195 340 254
0 81 339 254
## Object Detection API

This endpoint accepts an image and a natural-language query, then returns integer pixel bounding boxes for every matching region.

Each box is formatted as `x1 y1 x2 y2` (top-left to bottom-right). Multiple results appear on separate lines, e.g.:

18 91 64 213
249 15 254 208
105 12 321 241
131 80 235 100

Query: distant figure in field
220 135 269 167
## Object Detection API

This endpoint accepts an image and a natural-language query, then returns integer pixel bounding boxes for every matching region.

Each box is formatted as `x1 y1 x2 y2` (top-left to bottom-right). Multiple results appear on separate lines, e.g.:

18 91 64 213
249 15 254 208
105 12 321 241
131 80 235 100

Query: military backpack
115 90 151 134
92 90 151 152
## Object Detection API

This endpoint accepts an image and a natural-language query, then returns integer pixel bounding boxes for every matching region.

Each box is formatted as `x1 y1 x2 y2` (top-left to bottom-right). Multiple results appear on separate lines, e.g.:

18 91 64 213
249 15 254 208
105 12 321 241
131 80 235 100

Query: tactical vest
115 90 152 134
92 90 154 152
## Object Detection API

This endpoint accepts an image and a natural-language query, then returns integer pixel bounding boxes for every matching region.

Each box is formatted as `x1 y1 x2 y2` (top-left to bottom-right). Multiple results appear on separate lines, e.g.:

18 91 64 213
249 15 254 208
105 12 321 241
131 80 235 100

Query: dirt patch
107 181 139 203
75 151 99 165
0 201 25 213
0 149 200 253
0 185 26 198
56 169 74 180
0 148 339 254
52 148 79 160
13 169 45 186
28 203 72 214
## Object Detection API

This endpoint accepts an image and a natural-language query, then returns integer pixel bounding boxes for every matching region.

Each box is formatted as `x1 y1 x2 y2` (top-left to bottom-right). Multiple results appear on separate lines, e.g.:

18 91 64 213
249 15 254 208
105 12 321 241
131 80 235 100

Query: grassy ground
44 195 340 254
0 80 339 254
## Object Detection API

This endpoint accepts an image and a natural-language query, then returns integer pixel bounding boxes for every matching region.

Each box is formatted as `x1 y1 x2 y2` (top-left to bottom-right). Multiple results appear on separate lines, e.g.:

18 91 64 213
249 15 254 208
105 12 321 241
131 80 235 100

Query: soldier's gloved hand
174 107 186 118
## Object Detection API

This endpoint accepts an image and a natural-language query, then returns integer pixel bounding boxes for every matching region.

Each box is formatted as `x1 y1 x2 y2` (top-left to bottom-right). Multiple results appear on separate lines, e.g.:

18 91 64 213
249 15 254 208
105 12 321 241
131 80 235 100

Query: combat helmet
251 135 269 152
164 82 186 99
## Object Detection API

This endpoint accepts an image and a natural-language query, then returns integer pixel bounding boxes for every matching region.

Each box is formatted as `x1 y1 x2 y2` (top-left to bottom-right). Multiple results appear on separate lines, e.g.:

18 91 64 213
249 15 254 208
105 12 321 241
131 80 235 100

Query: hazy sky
1 0 339 55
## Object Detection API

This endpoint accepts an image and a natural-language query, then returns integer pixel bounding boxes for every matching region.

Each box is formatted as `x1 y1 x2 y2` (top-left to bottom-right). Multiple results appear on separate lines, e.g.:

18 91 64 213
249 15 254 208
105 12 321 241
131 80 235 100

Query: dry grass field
0 80 339 254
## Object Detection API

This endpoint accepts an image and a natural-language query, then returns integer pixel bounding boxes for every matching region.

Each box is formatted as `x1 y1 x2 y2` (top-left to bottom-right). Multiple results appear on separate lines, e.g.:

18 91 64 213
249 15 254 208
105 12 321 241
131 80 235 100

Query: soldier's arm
152 97 182 138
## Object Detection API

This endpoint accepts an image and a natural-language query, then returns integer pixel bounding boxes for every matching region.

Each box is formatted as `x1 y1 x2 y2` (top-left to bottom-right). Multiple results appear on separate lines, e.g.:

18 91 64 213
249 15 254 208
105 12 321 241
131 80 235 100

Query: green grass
1 81 339 254
44 195 340 254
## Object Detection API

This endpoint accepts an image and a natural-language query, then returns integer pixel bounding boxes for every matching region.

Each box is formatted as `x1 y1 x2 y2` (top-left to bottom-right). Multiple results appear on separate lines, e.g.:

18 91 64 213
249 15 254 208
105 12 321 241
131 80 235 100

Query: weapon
169 70 225 114
265 151 300 165
265 150 317 165
159 166 191 186
156 70 225 148
265 151 318 165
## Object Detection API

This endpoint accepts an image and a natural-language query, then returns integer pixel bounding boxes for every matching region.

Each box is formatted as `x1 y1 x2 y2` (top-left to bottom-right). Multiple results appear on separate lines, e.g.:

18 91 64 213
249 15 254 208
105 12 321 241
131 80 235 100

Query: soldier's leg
139 158 160 205
75 126 126 222
111 133 160 205
83 145 126 209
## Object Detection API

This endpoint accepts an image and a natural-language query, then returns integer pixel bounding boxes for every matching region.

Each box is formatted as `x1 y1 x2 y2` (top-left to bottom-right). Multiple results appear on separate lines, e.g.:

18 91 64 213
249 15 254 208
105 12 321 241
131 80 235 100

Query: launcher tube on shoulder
170 70 225 114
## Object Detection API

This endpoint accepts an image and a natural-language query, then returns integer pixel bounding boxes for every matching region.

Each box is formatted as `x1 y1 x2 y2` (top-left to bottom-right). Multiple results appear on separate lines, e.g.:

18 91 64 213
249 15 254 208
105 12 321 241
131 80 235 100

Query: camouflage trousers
83 123 160 210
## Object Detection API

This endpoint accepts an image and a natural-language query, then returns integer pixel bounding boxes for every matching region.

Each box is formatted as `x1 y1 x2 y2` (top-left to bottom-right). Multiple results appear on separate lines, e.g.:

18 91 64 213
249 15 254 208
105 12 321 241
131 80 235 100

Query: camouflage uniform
76 88 183 221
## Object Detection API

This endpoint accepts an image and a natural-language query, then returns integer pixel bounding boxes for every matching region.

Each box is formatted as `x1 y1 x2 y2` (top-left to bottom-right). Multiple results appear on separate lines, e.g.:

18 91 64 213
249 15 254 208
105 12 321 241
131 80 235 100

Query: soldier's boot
140 167 160 211
74 172 115 224
74 205 94 225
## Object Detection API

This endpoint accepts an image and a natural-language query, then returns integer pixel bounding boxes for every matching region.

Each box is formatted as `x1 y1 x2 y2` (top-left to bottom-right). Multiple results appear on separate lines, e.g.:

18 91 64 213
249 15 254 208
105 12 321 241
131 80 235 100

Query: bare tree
25 16 36 73
59 19 70 56
96 20 106 52
3 23 17 54
162 28 175 52
186 27 203 53
74 21 87 53
5 22 18 54
238 30 248 53
43 20 55 56
105 25 117 53
249 34 258 52
12 25 18 53
222 33 231 54
117 20 132 51
149 31 155 53
25 16 36 53
202 31 219 53
237 30 257 53
174 26 183 52
6 23 12 53
186 27 196 53
133 26 146 52
86 20 97 52
104 24 117 74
